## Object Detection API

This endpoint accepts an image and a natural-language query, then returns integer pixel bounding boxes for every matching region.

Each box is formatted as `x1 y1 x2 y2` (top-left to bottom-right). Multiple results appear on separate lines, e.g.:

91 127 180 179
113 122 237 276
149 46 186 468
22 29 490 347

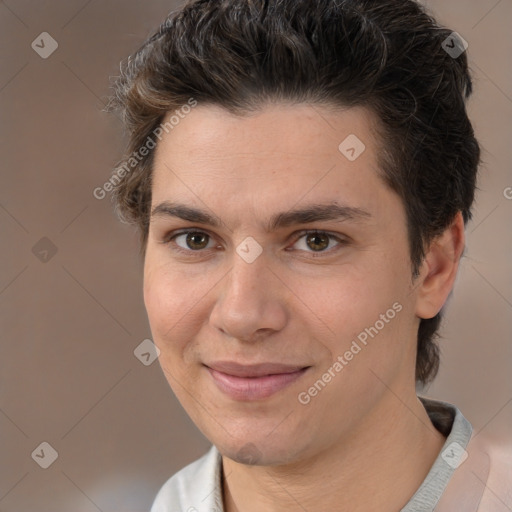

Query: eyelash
162 229 347 258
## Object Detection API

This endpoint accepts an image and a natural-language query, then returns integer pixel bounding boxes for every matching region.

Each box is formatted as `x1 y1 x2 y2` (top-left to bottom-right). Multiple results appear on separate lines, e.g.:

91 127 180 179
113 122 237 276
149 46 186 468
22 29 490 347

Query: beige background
0 1 510 511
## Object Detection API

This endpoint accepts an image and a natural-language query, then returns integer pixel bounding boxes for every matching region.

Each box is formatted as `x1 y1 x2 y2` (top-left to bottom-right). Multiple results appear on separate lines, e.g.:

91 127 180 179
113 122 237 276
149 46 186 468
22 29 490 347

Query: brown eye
290 230 344 255
185 232 210 250
305 232 330 251
170 231 215 252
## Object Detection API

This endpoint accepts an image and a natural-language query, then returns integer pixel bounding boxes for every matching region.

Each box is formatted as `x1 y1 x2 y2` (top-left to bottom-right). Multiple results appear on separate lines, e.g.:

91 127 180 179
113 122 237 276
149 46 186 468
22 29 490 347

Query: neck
222 393 445 512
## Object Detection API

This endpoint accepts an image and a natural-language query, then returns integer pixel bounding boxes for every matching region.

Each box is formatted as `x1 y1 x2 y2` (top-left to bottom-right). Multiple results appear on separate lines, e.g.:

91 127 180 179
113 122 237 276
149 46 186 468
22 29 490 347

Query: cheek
143 259 208 357
303 258 411 370
313 270 397 330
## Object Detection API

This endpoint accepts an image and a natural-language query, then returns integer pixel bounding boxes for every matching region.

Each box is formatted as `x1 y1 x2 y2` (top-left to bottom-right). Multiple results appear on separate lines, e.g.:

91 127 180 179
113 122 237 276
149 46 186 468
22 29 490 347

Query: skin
144 103 465 511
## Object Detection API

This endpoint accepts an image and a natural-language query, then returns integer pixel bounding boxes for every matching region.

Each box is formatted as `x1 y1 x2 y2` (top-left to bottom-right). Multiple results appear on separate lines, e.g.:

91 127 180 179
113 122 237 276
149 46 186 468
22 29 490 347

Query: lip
205 361 311 401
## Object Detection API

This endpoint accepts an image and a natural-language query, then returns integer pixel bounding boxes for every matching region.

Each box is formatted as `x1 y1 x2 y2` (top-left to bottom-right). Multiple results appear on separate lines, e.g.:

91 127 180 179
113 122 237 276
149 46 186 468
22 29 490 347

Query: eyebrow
150 201 372 231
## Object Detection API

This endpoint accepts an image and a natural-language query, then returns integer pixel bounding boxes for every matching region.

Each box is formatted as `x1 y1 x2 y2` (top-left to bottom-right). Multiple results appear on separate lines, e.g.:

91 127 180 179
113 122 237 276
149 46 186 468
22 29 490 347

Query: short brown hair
109 0 481 385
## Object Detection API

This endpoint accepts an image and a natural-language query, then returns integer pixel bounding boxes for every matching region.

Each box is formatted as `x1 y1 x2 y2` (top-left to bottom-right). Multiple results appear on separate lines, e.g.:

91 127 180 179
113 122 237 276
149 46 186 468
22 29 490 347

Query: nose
209 251 288 342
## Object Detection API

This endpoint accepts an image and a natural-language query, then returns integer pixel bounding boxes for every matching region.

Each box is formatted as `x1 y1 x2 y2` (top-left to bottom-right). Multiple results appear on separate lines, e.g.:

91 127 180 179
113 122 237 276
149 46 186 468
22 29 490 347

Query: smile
204 362 311 401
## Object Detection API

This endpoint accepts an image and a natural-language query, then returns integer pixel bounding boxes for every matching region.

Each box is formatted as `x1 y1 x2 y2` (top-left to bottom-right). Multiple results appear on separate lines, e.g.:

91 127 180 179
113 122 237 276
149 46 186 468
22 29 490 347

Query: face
144 103 423 466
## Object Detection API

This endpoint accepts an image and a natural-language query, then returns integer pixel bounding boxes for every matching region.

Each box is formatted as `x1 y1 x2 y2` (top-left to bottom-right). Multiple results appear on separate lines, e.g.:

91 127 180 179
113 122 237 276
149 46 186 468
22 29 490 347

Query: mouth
204 361 311 401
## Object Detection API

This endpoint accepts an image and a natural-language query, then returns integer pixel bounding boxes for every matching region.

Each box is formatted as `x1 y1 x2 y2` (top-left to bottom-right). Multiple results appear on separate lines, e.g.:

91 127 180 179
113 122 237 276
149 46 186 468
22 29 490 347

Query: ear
415 212 466 320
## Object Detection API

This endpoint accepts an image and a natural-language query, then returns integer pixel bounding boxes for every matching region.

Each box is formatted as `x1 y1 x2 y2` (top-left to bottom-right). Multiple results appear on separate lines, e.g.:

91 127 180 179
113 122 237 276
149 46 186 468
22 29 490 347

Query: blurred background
1 0 511 510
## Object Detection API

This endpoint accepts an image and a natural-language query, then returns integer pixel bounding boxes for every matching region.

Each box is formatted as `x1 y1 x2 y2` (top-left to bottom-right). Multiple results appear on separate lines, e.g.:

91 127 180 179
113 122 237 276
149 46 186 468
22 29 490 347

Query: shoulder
435 428 512 511
419 397 512 511
151 445 224 512
476 439 512 511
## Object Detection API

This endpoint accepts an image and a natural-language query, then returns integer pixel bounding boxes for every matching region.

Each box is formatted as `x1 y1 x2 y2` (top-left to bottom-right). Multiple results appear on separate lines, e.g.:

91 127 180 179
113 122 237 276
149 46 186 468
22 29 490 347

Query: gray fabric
401 397 473 511
151 397 472 512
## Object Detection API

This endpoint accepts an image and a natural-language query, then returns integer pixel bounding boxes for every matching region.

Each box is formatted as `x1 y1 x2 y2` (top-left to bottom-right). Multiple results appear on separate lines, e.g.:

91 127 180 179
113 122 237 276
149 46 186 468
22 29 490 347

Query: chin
213 427 307 467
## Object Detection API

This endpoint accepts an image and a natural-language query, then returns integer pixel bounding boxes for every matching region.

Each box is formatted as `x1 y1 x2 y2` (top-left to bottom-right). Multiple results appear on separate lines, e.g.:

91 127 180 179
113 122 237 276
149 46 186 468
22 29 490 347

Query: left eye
292 231 342 252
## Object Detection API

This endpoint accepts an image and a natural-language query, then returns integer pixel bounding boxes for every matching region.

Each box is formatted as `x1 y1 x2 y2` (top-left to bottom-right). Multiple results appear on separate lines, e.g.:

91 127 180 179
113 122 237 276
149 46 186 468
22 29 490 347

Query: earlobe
415 212 466 320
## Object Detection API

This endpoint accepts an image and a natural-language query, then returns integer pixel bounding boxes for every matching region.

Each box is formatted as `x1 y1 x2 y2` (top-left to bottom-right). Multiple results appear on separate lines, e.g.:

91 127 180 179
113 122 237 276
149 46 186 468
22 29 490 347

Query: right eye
164 230 220 256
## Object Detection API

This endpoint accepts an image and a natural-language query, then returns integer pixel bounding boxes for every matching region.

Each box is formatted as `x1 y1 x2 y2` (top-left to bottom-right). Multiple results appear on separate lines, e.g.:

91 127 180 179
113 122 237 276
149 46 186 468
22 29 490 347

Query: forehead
150 103 393 219
153 102 380 164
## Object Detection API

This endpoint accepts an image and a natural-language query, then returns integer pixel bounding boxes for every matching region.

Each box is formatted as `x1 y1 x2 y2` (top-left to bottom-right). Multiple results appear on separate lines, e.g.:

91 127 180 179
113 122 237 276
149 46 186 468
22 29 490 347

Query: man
109 0 510 510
